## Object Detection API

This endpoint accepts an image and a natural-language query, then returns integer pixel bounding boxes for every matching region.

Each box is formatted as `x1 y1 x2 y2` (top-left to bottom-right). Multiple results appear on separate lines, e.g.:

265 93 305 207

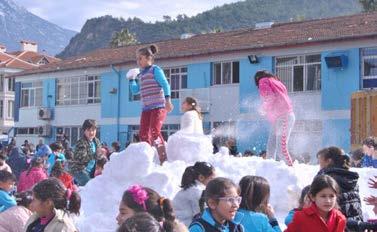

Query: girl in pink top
254 70 295 166
17 157 47 192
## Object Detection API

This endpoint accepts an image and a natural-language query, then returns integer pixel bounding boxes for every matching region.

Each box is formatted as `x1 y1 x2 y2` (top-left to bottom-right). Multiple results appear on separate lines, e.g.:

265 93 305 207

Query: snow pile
77 142 377 232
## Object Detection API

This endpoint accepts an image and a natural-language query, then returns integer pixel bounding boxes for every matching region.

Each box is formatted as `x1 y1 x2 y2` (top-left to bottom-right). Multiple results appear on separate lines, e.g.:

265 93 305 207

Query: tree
163 15 172 22
110 28 138 48
360 0 377 12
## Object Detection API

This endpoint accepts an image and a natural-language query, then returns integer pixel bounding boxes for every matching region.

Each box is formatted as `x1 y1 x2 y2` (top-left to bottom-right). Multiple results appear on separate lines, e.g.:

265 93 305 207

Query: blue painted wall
42 79 56 108
239 57 273 113
321 49 360 110
238 56 273 153
101 71 120 118
100 124 129 149
322 119 351 151
187 63 211 88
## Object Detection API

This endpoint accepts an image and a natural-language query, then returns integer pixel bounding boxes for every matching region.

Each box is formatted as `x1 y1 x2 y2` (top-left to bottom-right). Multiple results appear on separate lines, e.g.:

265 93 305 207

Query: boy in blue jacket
0 170 16 212
362 137 377 168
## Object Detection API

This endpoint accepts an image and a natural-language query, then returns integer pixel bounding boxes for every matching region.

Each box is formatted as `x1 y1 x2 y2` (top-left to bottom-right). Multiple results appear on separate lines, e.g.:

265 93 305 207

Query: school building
11 12 377 157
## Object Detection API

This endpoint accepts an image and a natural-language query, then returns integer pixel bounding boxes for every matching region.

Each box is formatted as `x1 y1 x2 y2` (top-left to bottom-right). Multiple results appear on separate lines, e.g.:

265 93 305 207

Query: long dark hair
239 175 270 212
309 175 339 198
50 161 65 178
254 70 279 88
183 97 202 119
317 146 350 170
33 178 81 215
121 186 176 232
181 162 214 190
15 191 33 208
200 177 238 212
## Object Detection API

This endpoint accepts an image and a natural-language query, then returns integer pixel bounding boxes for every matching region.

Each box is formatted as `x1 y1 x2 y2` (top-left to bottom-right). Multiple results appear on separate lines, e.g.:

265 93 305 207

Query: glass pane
364 58 377 77
171 75 179 90
214 63 221 85
306 64 321 91
80 81 88 100
306 54 321 63
29 89 35 106
21 89 29 107
363 79 377 88
164 69 170 78
232 62 239 83
64 128 70 138
222 62 231 84
293 66 304 92
276 56 298 66
181 67 187 73
35 88 43 106
181 75 187 88
363 48 377 56
276 66 293 92
71 80 79 102
95 81 100 98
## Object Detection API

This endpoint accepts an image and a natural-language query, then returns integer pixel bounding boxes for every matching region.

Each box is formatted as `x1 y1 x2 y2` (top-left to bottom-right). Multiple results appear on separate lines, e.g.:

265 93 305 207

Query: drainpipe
111 65 121 142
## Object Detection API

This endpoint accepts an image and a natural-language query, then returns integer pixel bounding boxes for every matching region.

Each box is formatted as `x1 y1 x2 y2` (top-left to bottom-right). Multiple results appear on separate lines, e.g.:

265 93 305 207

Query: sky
14 0 240 32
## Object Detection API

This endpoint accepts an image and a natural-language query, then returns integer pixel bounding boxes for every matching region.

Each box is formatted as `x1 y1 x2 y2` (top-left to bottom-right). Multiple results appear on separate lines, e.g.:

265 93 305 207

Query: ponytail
138 44 158 58
180 166 198 190
317 146 350 169
184 97 202 120
180 162 215 190
67 190 81 215
160 198 176 232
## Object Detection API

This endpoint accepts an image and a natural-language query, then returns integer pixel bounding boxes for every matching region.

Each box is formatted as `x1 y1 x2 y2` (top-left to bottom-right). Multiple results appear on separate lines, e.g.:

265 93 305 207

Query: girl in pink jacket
254 70 295 166
17 157 47 192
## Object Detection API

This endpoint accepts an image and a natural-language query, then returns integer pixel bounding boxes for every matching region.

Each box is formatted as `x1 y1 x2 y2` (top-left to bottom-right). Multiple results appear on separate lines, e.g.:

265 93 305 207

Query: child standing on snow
285 175 346 232
179 97 204 134
173 162 216 226
127 44 173 164
254 70 295 166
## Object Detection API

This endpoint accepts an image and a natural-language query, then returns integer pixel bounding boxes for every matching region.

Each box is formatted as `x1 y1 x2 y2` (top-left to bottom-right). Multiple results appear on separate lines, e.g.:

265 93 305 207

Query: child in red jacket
285 175 346 232
17 157 47 192
50 161 77 192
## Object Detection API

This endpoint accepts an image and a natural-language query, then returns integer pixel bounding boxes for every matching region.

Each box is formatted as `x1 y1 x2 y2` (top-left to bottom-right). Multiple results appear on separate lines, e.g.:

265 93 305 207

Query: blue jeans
74 170 91 186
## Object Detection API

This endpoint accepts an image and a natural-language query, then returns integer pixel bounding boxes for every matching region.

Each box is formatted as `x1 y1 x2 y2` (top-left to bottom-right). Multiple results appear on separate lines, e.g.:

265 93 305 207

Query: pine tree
110 29 138 48
360 0 377 12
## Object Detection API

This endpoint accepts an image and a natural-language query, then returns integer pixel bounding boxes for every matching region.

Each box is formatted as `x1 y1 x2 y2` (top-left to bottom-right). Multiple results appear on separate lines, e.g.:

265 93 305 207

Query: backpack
189 216 244 232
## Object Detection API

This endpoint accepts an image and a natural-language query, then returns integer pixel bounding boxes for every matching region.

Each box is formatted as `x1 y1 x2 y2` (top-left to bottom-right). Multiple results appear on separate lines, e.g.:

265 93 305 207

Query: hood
319 168 359 192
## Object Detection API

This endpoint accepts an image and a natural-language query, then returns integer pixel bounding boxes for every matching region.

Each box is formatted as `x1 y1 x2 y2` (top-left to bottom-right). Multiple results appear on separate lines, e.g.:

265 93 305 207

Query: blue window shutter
14 82 21 122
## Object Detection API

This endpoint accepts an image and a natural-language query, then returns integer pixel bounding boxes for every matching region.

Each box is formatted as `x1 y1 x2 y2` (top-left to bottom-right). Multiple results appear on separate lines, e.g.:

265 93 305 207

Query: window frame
212 61 240 85
20 81 43 108
275 54 321 92
56 75 101 106
361 48 377 89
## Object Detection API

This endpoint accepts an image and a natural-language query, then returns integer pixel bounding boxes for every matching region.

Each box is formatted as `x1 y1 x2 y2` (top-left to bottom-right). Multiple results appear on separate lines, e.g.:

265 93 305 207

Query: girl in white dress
167 97 212 162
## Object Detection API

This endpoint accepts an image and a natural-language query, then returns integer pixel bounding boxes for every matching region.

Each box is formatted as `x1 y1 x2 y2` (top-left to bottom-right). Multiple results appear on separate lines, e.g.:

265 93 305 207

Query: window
127 124 180 143
56 75 100 105
362 47 377 88
275 54 321 92
160 124 180 141
7 100 13 119
21 81 43 107
0 75 4 92
16 127 38 135
7 77 15 92
213 61 240 85
0 100 3 118
164 67 188 98
55 126 83 147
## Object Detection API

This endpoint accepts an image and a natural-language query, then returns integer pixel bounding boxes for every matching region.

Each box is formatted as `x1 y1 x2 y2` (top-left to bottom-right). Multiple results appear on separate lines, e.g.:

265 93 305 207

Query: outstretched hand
368 176 377 189
364 195 377 205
